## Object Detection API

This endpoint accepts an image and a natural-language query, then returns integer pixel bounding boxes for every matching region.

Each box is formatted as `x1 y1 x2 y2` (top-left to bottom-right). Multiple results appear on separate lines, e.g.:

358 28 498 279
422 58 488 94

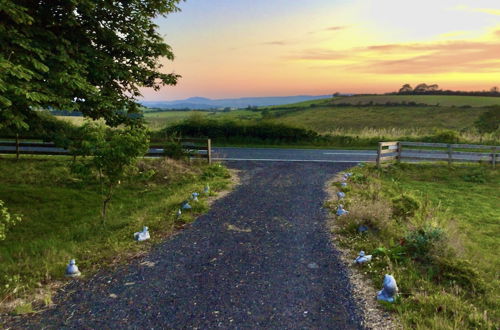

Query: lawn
328 163 499 328
0 156 231 313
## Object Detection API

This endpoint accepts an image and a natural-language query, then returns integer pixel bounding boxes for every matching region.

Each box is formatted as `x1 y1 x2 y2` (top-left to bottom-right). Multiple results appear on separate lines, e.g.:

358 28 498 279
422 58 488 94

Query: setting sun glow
143 0 500 100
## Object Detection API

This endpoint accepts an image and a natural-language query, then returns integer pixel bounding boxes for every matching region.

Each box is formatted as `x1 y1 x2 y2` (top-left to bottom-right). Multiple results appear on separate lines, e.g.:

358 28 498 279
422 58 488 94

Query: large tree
0 0 181 130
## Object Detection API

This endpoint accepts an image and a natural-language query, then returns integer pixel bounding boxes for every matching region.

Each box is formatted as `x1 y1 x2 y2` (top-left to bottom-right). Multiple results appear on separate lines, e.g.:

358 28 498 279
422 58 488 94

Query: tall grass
328 163 499 328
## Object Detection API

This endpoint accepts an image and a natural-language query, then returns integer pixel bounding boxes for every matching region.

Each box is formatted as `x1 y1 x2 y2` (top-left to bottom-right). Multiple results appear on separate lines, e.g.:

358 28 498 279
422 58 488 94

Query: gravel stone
4 161 363 329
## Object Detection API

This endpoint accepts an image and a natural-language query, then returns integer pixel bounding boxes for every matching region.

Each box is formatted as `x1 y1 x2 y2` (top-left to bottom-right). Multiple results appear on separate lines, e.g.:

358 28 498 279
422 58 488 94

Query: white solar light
377 274 398 303
336 204 349 216
134 226 150 242
354 251 372 264
65 259 81 277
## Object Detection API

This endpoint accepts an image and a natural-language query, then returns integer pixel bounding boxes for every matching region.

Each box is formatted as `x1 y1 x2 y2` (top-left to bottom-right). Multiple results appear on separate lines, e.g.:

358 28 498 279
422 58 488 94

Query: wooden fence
377 141 498 168
0 137 212 164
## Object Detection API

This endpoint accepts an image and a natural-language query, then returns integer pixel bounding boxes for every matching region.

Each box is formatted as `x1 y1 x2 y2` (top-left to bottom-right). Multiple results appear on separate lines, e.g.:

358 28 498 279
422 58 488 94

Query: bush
162 116 318 143
0 200 22 241
430 130 460 144
404 226 444 260
201 163 230 180
163 141 188 160
392 194 421 219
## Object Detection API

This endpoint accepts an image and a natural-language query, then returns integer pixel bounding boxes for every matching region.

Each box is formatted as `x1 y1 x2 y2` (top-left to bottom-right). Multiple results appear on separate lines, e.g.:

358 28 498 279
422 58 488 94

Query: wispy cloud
290 39 500 74
456 5 500 16
261 40 288 46
325 25 348 31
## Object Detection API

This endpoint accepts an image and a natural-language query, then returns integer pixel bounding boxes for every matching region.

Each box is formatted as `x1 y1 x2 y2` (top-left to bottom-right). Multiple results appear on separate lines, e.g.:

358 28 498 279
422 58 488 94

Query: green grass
144 110 261 130
331 95 500 107
328 163 499 328
0 156 231 310
265 106 489 134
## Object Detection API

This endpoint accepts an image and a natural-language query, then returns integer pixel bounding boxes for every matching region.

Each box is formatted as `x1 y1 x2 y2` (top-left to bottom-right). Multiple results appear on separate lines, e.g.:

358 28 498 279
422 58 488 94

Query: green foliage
0 157 231 305
391 194 421 219
429 129 460 144
329 163 499 328
0 0 181 130
404 227 444 260
0 199 22 241
475 106 500 133
163 140 188 160
201 163 231 180
71 123 150 218
164 116 318 143
436 258 486 295
461 169 487 183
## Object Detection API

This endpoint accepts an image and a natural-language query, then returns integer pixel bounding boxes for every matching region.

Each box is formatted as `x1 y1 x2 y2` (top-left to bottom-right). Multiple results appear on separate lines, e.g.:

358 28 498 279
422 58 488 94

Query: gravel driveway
5 161 363 329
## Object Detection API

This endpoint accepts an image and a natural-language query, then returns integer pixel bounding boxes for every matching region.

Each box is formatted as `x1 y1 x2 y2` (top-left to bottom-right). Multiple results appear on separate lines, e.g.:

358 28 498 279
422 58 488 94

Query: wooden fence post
376 142 383 168
397 141 402 163
207 139 212 164
492 147 497 168
15 134 20 160
447 144 453 166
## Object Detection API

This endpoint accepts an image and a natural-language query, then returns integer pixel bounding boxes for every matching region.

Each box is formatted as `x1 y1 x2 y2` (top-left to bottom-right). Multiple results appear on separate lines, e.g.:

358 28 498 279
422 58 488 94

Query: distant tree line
395 84 500 97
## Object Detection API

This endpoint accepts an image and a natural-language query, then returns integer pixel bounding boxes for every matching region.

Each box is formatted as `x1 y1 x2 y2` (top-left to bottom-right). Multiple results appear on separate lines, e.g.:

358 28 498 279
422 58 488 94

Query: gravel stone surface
5 161 363 329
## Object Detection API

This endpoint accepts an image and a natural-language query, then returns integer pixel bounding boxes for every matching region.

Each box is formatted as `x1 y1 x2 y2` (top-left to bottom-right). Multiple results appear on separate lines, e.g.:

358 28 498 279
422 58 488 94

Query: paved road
5 161 363 329
1 144 492 163
213 147 376 163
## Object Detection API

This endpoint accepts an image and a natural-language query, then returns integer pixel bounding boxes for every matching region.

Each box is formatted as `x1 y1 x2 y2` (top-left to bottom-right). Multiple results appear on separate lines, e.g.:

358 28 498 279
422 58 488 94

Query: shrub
392 194 421 219
403 226 444 260
162 116 318 143
0 200 22 241
163 141 188 160
430 130 460 144
201 163 230 180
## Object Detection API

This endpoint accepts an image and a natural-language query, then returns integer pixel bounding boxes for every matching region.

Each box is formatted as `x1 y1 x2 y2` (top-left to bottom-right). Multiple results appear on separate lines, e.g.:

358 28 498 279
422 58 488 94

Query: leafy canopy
71 122 150 218
0 0 181 129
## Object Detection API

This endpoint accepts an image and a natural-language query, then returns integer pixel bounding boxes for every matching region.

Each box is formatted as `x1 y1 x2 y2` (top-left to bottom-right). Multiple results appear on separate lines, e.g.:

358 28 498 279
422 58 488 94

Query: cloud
261 40 288 46
456 5 500 16
472 8 500 16
325 26 348 31
291 39 500 74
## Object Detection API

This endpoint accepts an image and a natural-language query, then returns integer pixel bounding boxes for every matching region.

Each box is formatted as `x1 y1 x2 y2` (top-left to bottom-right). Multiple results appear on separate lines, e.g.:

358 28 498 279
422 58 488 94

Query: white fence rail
376 141 498 167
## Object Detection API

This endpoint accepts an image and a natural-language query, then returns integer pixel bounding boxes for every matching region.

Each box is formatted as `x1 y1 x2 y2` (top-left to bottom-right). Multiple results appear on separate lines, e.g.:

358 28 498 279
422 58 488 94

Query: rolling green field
265 106 489 134
144 110 260 130
0 156 231 313
330 94 500 107
329 163 499 328
55 94 499 147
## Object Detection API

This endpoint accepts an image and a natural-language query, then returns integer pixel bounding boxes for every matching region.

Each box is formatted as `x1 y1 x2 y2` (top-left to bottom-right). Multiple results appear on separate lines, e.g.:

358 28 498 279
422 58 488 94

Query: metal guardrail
0 137 212 164
376 141 498 167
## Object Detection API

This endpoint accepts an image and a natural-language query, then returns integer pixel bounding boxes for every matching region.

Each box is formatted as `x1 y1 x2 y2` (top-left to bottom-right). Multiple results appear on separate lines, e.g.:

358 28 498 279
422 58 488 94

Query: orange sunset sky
141 0 500 101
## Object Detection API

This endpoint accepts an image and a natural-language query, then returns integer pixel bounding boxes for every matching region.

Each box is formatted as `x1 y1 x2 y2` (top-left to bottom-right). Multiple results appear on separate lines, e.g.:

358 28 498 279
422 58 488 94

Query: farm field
265 106 489 134
330 94 500 107
0 156 231 312
143 110 260 130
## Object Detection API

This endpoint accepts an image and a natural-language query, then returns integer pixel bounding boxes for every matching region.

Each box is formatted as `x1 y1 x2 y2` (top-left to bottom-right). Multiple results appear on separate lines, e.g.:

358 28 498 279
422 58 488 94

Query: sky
141 0 500 101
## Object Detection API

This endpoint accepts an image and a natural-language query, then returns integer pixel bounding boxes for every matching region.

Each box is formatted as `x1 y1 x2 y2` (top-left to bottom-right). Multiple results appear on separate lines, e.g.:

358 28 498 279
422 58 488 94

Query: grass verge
0 156 233 313
327 163 499 329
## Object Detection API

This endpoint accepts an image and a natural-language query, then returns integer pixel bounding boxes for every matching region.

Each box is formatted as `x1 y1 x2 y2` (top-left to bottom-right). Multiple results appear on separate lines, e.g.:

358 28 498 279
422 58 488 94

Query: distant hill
140 95 333 110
